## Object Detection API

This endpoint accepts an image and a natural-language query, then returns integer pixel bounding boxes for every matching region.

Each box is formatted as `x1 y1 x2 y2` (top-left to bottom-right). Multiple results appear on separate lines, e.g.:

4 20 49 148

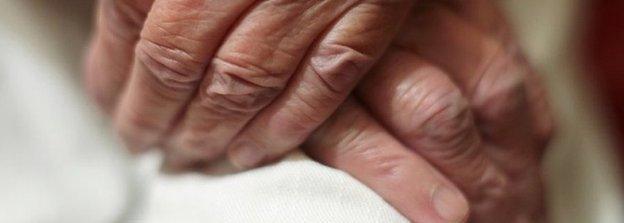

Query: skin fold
306 2 554 222
84 0 554 222
85 0 414 169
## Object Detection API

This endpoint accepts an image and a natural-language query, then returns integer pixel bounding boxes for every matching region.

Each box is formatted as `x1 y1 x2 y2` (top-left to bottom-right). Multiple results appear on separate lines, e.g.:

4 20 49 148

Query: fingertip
432 186 470 223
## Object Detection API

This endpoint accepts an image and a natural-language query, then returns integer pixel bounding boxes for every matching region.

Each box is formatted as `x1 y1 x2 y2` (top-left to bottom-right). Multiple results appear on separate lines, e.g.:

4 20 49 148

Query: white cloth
133 153 408 223
0 0 622 223
0 12 130 223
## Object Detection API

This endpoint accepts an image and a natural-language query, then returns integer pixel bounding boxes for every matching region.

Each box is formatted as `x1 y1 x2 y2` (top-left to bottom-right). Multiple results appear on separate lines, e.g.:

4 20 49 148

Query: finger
227 0 414 169
164 0 360 165
437 3 550 220
112 0 257 152
397 5 547 222
442 0 556 146
357 49 507 208
84 0 153 113
396 5 540 164
304 99 469 223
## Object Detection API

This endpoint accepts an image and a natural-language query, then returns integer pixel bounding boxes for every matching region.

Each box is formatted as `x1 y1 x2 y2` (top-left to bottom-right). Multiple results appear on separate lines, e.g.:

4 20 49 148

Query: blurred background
0 0 623 222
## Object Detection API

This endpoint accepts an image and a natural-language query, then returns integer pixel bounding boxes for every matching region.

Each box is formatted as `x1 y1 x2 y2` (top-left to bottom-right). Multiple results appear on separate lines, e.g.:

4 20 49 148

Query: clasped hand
85 0 555 222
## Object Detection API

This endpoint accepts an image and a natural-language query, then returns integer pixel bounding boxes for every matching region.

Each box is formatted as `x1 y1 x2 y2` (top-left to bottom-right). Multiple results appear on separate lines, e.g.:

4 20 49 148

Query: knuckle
364 150 411 181
471 167 512 205
339 126 411 180
200 84 277 118
212 54 287 87
352 142 413 182
399 71 474 147
135 38 205 90
324 110 409 180
309 43 375 95
472 56 528 123
199 58 282 117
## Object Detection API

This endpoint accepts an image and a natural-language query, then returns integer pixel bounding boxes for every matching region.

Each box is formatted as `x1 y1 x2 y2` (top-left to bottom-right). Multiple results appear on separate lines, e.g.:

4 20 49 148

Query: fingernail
432 186 469 222
229 142 265 170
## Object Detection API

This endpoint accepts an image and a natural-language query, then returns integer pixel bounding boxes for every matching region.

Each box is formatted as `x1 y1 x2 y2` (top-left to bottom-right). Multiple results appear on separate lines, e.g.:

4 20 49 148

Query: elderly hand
84 0 413 169
304 1 555 222
85 0 554 222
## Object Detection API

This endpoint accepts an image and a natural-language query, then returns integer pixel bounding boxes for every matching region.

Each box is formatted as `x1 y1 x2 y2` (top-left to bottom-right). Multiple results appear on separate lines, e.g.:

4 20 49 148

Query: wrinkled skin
84 0 554 222
306 1 555 222
85 0 414 170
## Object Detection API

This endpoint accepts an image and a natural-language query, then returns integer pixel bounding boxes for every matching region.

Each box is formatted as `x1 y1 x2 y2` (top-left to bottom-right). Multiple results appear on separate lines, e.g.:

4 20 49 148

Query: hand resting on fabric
85 0 414 169
84 0 555 222
305 1 555 222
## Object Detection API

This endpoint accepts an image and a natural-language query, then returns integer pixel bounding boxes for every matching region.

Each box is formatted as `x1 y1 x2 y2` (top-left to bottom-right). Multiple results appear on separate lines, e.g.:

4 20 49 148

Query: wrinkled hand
85 0 555 222
85 0 413 169
304 1 554 222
